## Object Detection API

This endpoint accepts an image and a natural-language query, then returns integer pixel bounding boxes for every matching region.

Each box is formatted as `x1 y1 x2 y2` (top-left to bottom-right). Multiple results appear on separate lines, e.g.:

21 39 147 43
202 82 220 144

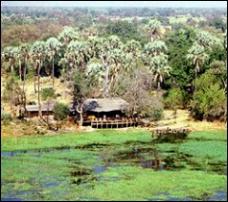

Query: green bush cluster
190 73 226 121
1 112 12 124
164 87 184 109
53 102 69 121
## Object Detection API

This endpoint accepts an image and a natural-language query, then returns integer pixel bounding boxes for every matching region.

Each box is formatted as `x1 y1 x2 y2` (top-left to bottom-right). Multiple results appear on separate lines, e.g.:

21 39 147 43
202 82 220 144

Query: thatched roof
83 98 129 113
26 102 55 112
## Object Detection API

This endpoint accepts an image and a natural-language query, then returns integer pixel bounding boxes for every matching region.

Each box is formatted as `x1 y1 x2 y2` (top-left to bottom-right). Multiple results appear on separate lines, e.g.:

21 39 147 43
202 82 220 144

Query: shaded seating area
81 97 138 128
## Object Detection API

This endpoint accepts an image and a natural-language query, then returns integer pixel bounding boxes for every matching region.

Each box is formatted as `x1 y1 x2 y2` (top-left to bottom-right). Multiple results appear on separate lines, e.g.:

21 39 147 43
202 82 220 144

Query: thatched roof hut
26 102 55 112
83 97 129 113
25 102 56 117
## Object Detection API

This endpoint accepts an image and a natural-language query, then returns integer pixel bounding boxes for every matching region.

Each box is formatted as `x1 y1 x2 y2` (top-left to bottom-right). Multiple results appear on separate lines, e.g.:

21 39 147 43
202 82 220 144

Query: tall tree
124 39 141 73
46 37 62 87
186 43 209 79
58 26 79 45
146 19 162 42
143 39 170 91
30 41 46 118
149 54 171 90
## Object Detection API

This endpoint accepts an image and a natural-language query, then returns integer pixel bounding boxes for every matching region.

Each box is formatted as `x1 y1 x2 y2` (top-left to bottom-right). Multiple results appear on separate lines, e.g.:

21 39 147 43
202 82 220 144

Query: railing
85 119 138 128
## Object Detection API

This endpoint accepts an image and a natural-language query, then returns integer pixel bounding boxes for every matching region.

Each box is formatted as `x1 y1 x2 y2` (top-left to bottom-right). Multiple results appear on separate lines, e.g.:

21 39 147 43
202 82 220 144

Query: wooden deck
83 119 138 128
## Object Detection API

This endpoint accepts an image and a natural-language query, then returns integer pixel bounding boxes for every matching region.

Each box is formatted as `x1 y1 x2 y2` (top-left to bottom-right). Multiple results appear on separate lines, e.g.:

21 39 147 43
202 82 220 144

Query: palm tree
143 40 167 57
46 37 62 87
86 60 105 96
107 48 125 95
143 39 170 92
2 46 18 75
17 44 29 117
19 44 29 95
124 40 141 72
186 43 209 79
58 26 79 45
30 41 46 118
146 19 162 42
149 54 171 91
100 35 124 97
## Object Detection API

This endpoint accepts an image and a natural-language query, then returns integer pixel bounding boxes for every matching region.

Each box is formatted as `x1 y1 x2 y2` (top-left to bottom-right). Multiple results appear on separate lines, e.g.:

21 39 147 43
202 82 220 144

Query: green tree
58 26 79 45
30 41 46 118
165 88 184 118
53 102 69 129
190 73 226 121
165 27 196 97
186 43 209 79
41 87 55 125
143 40 171 91
46 37 62 87
146 19 162 42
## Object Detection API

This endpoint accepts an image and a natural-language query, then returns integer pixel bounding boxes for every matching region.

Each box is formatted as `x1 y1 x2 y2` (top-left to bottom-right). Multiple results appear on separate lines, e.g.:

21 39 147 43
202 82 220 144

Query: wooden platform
85 120 138 128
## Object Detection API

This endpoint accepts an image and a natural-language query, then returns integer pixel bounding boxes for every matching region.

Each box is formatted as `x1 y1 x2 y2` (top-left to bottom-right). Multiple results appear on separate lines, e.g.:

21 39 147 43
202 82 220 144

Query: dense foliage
1 6 227 122
190 73 226 121
53 102 69 121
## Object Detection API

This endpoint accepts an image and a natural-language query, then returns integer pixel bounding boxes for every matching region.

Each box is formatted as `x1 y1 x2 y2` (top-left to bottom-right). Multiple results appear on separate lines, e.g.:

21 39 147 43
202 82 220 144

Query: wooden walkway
86 120 138 128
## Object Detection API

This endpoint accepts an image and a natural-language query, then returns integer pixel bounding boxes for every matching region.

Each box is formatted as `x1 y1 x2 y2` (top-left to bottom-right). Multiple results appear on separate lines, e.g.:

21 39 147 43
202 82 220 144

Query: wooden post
117 120 118 128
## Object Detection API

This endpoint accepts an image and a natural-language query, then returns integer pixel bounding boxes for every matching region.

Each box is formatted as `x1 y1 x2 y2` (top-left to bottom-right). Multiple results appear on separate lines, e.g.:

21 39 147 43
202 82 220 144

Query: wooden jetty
151 126 191 142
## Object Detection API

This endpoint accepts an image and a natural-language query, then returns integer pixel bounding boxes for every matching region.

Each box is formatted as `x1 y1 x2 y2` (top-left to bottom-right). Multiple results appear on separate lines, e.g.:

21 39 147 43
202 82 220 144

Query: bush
140 94 164 121
190 73 226 121
1 112 12 124
41 87 55 100
164 87 184 109
53 103 69 121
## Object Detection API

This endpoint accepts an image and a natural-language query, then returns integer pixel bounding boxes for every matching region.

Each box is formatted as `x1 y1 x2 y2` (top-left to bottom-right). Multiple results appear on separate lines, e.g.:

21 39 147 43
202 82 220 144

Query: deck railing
83 119 138 128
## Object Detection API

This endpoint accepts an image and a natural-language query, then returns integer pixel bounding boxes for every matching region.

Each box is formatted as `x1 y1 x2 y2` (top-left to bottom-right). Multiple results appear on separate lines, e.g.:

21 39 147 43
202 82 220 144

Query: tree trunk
157 81 161 91
52 56 55 87
47 100 49 125
194 68 198 91
19 59 22 82
103 60 110 97
38 61 42 118
22 58 27 116
10 64 14 75
76 104 83 127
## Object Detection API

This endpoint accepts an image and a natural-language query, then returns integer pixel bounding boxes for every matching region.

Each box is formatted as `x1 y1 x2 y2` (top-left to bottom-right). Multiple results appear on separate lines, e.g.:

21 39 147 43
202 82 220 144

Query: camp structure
25 102 55 118
78 97 138 128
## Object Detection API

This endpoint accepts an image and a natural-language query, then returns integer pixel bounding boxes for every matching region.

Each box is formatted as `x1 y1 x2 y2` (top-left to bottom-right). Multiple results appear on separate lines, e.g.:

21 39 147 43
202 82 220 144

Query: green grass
84 166 226 201
179 140 227 162
1 129 227 201
188 130 227 141
1 129 152 151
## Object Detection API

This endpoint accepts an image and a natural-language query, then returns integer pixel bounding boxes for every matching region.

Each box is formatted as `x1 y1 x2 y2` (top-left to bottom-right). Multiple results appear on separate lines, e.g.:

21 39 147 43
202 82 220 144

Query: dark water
207 191 227 201
1 198 22 201
147 191 227 201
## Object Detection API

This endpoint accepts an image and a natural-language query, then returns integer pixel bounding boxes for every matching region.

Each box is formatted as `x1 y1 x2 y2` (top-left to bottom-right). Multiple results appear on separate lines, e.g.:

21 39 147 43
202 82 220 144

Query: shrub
53 103 69 121
190 73 226 121
41 87 55 100
164 87 184 109
140 94 164 121
1 112 12 124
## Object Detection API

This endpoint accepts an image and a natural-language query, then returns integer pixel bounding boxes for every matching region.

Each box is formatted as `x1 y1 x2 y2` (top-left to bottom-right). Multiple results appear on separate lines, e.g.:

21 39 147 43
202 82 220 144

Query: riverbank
1 110 226 138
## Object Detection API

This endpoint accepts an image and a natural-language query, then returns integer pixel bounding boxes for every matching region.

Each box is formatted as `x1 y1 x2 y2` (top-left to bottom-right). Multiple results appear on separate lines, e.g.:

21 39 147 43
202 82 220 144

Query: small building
80 97 138 128
25 102 55 118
